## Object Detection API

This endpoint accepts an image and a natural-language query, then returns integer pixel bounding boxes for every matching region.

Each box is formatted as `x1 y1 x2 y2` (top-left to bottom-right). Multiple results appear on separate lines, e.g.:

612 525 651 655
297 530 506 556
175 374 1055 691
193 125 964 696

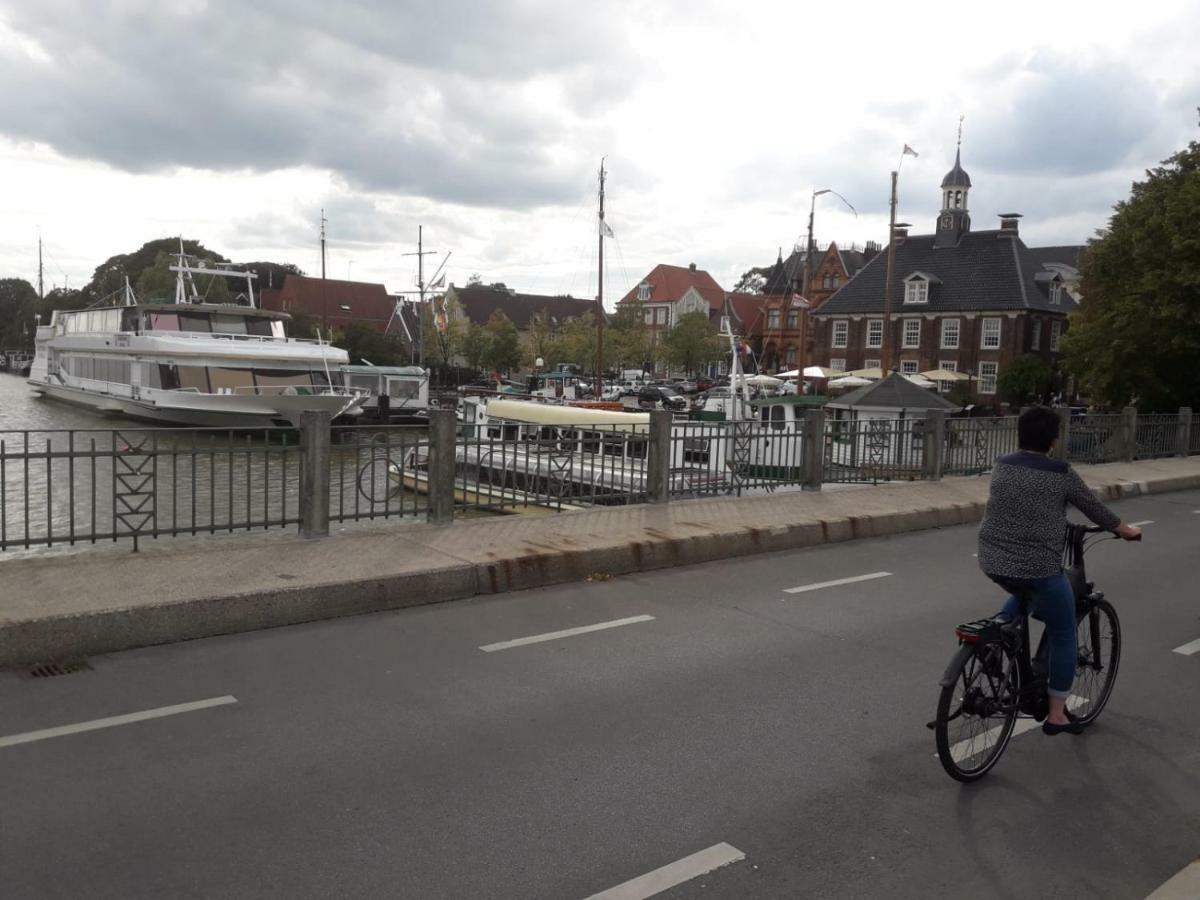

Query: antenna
595 157 606 397
320 209 327 280
402 226 437 368
957 114 965 148
37 228 44 301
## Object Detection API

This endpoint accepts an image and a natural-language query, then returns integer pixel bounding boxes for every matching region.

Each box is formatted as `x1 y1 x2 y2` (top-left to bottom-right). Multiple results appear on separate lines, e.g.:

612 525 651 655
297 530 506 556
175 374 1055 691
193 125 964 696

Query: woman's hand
1116 523 1143 541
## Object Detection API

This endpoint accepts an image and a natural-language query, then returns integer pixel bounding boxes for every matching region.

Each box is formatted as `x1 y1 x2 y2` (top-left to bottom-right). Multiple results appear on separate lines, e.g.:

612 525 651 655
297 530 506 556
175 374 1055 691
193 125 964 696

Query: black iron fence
1 406 1196 553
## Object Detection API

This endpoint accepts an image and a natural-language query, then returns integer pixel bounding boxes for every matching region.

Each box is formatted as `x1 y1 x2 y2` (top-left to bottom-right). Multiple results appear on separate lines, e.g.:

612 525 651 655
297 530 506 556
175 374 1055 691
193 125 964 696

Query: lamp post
798 188 856 378
883 146 918 375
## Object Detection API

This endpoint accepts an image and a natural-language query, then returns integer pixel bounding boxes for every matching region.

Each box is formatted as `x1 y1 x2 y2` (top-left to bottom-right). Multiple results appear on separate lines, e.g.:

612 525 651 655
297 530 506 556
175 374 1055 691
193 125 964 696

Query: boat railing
141 331 323 345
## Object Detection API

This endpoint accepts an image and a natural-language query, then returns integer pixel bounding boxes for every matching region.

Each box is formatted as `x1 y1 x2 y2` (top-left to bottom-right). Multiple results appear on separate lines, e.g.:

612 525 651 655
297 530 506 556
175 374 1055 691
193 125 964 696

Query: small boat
339 364 429 424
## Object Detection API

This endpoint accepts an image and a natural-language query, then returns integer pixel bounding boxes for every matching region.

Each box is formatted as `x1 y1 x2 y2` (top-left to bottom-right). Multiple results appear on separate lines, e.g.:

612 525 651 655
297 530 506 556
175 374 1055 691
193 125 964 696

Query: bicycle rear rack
954 617 1009 644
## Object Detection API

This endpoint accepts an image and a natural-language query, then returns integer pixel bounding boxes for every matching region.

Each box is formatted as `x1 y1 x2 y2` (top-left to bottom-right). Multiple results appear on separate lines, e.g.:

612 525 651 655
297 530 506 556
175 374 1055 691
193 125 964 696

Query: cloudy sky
1 0 1197 304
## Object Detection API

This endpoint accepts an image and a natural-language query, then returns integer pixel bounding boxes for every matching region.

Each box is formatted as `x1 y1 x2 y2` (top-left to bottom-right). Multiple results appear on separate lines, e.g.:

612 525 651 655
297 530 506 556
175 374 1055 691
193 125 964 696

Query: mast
320 208 327 280
882 171 898 373
320 208 328 330
595 158 606 397
402 228 436 368
37 230 44 301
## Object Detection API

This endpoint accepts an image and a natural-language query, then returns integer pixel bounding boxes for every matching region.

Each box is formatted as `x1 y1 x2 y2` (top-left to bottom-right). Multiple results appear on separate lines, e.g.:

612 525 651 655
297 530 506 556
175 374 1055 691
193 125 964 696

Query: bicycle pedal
925 720 937 730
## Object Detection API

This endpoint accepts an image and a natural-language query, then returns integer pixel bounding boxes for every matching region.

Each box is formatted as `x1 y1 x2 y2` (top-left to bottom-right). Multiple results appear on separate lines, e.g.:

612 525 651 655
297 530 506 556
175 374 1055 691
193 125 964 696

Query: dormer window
637 282 652 302
1049 282 1062 304
905 280 928 304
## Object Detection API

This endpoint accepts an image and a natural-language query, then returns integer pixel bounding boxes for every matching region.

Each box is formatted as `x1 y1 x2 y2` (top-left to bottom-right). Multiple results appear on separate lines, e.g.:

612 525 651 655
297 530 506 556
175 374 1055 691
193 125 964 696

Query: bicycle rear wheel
1071 599 1121 725
935 641 1021 782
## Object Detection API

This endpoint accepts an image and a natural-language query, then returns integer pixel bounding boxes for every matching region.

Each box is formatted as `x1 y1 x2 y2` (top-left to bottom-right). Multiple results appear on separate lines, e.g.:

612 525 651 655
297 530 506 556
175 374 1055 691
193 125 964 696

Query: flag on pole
429 273 445 290
902 144 919 158
599 218 614 238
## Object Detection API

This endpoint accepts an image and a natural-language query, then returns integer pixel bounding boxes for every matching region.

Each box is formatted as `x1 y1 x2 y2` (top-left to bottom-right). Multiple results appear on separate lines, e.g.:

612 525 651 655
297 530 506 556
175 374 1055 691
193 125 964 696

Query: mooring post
427 408 456 525
299 410 331 538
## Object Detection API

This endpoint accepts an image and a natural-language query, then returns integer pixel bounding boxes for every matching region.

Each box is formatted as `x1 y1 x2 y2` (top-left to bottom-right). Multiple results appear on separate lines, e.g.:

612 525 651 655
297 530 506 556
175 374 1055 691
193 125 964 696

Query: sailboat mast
595 158 606 397
37 231 44 301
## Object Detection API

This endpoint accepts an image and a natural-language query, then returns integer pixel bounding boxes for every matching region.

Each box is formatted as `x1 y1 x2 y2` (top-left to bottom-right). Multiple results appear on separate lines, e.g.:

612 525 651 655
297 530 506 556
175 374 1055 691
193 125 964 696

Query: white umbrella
829 375 871 388
847 367 884 380
919 368 969 382
803 365 836 378
740 373 784 388
904 374 936 389
776 368 800 378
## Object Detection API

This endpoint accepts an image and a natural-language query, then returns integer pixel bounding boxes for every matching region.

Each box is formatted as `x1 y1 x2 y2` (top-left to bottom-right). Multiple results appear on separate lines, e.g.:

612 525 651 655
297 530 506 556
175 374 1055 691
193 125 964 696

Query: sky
1 0 1197 306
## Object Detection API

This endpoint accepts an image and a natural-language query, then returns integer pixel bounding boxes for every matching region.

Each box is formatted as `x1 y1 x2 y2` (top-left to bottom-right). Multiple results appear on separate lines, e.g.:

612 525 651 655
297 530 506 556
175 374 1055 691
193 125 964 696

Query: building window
900 360 919 375
981 317 1002 349
832 320 849 349
904 280 928 304
830 358 847 372
866 319 883 348
902 318 921 349
767 309 781 330
1049 282 1062 304
832 275 840 288
1050 320 1062 351
1031 319 1041 350
864 359 881 370
979 361 998 394
637 282 652 302
644 308 654 324
940 318 960 349
786 310 799 329
939 360 958 372
822 273 834 289
785 346 797 366
656 308 669 325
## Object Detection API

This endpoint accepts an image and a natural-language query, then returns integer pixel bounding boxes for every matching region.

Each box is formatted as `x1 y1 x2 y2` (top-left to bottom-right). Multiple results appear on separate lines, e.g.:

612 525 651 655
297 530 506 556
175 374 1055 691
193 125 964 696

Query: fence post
1177 407 1192 457
646 410 672 503
427 408 456 525
802 409 825 491
1122 406 1138 462
1054 407 1070 462
923 410 945 480
298 410 331 538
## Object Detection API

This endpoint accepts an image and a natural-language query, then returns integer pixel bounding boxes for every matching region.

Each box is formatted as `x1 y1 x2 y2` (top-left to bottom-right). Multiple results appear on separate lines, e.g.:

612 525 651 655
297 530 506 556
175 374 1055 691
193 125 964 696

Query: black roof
941 148 972 188
813 229 1083 316
828 372 959 410
449 285 598 329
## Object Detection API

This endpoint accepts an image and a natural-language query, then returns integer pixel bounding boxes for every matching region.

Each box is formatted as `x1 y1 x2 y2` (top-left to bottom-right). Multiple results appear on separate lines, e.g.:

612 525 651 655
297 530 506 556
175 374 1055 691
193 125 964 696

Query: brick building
810 147 1081 400
260 275 397 332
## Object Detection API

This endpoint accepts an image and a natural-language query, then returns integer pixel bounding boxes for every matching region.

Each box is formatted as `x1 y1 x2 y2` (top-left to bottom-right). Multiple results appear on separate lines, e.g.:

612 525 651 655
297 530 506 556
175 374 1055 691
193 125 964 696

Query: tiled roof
828 372 959 410
814 230 1083 316
450 285 596 329
725 292 767 333
619 264 726 310
260 275 395 329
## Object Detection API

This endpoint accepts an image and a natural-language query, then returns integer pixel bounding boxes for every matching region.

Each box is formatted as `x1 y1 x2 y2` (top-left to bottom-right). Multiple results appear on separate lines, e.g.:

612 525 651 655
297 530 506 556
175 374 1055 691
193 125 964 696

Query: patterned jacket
978 451 1121 579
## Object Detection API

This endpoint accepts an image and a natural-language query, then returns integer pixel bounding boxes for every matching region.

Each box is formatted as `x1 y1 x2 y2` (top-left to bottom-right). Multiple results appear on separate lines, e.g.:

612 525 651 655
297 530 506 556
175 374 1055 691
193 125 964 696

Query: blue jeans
989 572 1077 698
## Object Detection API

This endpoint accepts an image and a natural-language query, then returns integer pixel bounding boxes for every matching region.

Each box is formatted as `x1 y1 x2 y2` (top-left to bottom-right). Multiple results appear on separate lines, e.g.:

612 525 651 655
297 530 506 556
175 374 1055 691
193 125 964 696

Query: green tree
662 311 722 374
0 278 38 349
336 322 407 366
419 299 462 366
997 354 1053 404
559 311 598 373
606 300 650 372
483 311 522 374
460 321 490 372
733 267 768 294
136 251 232 304
87 238 230 303
1062 136 1200 410
525 310 564 369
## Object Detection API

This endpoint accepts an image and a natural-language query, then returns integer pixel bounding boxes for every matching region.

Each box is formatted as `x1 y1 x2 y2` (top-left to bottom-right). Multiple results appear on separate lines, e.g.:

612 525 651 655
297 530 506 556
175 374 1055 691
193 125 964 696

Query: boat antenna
123 276 137 307
316 327 334 393
37 228 44 301
595 157 607 399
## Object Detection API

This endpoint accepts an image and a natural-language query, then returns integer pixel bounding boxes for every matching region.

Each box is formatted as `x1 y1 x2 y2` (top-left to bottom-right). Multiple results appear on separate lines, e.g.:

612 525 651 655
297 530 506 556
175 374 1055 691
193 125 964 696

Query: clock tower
934 141 971 249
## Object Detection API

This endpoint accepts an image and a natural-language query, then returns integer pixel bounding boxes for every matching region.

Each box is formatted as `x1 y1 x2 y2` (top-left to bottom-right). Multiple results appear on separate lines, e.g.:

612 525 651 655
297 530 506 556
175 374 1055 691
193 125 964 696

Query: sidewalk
3 456 1199 667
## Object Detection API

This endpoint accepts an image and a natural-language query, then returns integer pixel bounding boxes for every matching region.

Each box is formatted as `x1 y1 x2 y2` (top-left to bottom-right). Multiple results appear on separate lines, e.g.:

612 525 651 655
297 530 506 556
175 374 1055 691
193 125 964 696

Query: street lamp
882 146 919 374
798 188 857 376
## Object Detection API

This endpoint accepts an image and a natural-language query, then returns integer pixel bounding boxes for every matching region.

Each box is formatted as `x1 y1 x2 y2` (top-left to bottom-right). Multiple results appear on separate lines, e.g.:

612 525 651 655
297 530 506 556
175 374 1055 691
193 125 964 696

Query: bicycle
931 523 1135 782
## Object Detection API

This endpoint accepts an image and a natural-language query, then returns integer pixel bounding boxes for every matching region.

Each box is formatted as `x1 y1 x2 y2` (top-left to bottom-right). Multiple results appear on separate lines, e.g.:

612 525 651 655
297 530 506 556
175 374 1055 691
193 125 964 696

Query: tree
0 278 38 349
460 321 490 372
606 300 650 372
482 311 522 374
997 354 1053 404
135 250 232 304
86 238 230 303
662 311 722 374
419 300 462 366
559 311 598 373
241 261 304 292
1061 136 1200 411
733 267 768 294
336 322 407 366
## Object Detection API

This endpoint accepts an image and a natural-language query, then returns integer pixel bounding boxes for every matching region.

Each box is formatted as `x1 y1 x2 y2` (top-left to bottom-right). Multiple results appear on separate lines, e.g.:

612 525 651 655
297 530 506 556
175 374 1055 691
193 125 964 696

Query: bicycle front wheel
935 641 1021 783
1071 599 1121 725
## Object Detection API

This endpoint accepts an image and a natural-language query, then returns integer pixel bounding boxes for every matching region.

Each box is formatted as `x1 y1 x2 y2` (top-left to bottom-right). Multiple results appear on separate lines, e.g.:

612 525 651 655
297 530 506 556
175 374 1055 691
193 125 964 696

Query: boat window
94 358 131 384
121 308 139 332
212 315 248 335
143 363 163 389
270 321 286 339
627 438 648 459
559 429 578 451
602 433 627 457
582 431 601 454
159 365 181 390
177 365 210 393
771 405 786 431
538 426 558 444
386 378 420 399
348 374 379 393
253 370 315 394
208 367 253 393
148 312 180 331
759 406 771 424
502 423 520 442
245 318 273 337
178 312 211 333
311 370 331 388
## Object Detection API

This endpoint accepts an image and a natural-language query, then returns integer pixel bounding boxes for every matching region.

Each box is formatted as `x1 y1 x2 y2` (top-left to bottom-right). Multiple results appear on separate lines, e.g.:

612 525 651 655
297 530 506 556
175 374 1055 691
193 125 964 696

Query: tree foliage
733 267 768 294
136 251 233 304
483 311 522 373
336 322 409 366
997 353 1053 405
1062 137 1200 410
460 322 490 372
0 278 38 349
87 238 230 303
662 311 722 374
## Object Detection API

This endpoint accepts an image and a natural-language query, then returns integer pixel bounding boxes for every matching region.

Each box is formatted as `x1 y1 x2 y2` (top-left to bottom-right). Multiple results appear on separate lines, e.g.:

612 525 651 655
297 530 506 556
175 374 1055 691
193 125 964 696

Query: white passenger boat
339 364 429 424
27 248 363 428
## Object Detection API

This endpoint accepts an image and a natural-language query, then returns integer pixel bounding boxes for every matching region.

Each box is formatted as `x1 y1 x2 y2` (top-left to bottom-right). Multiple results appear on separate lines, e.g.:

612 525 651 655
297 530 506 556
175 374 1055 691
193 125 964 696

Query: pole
798 192 816 375
595 159 606 398
320 208 328 330
882 170 898 373
403 230 437 370
37 232 44 301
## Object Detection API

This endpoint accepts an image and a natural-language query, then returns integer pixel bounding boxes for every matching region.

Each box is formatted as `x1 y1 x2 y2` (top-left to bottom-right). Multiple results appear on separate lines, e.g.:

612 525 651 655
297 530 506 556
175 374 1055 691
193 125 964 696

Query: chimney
998 212 1022 236
892 226 909 245
689 262 697 272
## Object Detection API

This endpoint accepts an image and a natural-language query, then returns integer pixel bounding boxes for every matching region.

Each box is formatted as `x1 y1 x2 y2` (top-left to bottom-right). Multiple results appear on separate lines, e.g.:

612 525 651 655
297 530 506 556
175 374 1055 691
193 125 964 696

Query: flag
790 293 810 309
902 144 919 158
429 274 445 290
599 218 614 238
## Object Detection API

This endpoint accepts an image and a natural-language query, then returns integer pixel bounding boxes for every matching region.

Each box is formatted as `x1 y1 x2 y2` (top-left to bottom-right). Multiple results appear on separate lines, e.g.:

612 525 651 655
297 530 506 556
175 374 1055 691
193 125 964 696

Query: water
0 370 143 431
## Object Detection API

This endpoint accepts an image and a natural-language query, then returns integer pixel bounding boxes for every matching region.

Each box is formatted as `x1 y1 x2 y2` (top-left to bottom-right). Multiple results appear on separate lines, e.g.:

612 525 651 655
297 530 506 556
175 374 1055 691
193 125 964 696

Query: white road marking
1130 520 1155 527
945 695 1088 763
584 843 746 900
1172 638 1200 657
1146 858 1200 899
0 696 238 749
783 571 892 595
479 615 655 652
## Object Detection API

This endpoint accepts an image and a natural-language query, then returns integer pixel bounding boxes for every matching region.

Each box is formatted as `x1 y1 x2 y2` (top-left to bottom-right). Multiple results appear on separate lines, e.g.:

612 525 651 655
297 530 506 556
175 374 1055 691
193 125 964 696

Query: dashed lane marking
1172 638 1200 657
583 842 746 900
1146 857 1200 899
783 571 892 595
1130 520 1155 527
0 696 238 749
944 695 1088 763
479 615 655 652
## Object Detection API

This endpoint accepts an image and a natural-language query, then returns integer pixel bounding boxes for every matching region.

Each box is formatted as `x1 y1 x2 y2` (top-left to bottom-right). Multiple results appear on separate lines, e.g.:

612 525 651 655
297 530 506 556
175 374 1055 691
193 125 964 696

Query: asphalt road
3 490 1200 899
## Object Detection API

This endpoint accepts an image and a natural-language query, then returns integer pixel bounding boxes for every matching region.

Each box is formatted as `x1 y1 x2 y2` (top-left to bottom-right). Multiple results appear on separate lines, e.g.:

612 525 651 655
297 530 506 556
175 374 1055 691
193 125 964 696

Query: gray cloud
0 0 640 208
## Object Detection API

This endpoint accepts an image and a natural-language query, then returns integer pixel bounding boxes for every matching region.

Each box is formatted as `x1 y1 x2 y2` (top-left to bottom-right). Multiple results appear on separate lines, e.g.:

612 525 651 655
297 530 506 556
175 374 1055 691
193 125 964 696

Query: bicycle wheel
935 641 1021 782
1070 599 1121 725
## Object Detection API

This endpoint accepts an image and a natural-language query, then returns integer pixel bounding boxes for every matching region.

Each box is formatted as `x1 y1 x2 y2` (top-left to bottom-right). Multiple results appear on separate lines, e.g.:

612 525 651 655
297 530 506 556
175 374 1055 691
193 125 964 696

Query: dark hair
1018 406 1060 452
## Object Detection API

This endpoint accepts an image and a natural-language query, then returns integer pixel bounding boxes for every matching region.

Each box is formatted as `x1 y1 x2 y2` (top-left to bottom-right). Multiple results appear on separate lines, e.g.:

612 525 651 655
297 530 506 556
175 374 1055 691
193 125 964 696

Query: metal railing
943 417 1020 476
823 416 925 484
1068 414 1126 464
329 426 429 523
668 421 807 497
1133 413 1179 459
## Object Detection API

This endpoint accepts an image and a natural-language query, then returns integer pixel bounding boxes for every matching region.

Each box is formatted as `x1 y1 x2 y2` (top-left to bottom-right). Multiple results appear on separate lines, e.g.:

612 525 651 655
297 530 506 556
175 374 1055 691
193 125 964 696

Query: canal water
0 373 428 556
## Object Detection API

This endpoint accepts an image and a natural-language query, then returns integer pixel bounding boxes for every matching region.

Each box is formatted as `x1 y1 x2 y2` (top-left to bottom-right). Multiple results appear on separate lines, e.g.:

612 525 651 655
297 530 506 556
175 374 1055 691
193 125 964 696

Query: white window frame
831 320 848 349
900 360 919 375
864 359 881 370
902 318 921 349
1031 319 1041 350
940 318 960 350
866 319 883 349
979 361 998 395
1050 319 1062 351
937 360 958 393
830 358 847 372
767 309 781 330
981 317 1002 350
904 280 928 304
1049 282 1062 304
785 346 797 366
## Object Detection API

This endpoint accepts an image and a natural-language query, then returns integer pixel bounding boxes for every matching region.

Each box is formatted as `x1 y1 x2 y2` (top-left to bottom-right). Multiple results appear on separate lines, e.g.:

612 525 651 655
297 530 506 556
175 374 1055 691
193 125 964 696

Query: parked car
671 378 698 394
696 375 714 392
638 384 689 411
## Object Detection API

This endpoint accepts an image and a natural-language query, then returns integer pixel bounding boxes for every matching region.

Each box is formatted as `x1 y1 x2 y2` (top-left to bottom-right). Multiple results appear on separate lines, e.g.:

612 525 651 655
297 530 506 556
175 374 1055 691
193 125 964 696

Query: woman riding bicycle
978 406 1141 735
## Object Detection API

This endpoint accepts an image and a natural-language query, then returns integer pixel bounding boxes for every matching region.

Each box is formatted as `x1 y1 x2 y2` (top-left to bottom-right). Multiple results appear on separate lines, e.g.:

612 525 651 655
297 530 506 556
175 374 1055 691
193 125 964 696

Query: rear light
955 629 980 643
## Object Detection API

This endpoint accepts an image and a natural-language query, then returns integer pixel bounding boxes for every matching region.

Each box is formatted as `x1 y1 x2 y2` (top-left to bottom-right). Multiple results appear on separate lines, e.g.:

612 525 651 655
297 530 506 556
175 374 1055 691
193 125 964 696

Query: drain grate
24 660 93 679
